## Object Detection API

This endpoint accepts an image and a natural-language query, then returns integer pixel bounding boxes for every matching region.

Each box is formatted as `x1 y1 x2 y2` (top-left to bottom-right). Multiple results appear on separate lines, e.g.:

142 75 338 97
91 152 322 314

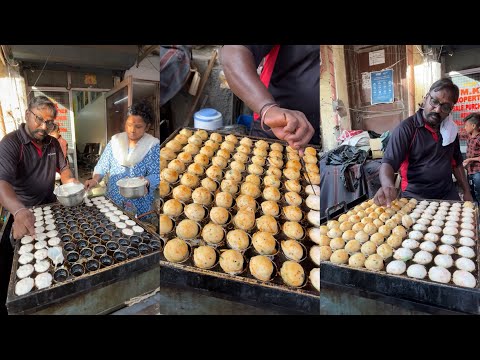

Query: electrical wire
437 45 444 62
146 55 159 72
27 46 54 97
415 45 424 57
321 100 406 114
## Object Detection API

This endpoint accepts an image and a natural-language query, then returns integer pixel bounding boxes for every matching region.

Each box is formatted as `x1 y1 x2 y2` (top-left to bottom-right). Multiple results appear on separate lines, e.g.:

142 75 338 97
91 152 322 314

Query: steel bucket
54 183 86 207
116 177 148 199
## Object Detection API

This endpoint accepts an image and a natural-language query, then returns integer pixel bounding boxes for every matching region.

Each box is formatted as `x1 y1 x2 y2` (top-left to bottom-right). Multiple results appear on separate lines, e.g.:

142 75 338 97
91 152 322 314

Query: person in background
84 100 160 216
160 45 192 107
0 96 79 315
221 45 319 155
463 112 480 205
374 78 473 206
48 122 68 160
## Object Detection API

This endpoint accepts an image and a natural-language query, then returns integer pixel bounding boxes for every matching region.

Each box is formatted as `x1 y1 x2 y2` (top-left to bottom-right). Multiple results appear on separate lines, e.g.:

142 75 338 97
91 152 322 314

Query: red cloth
466 132 480 174
337 130 364 142
253 45 280 121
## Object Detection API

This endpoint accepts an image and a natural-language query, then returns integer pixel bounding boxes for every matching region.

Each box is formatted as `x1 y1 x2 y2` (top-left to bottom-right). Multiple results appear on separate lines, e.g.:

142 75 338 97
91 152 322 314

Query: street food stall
319 197 480 314
6 192 161 315
160 127 320 314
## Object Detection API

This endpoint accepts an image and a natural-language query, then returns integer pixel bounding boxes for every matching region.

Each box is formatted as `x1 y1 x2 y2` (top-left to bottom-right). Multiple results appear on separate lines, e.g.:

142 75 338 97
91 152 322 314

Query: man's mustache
33 129 47 136
427 112 441 121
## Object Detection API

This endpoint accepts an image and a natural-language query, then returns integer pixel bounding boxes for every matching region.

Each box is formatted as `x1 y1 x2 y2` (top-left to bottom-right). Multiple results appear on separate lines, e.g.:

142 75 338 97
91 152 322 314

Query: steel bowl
54 183 85 207
116 177 148 199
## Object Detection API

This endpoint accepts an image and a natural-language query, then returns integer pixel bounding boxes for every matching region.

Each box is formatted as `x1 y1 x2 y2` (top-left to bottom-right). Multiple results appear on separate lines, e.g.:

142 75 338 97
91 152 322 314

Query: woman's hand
84 178 98 191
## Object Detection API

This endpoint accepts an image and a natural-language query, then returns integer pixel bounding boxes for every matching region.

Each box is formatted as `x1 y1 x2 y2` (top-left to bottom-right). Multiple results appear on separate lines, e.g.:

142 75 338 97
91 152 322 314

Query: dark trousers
0 215 14 315
468 172 480 205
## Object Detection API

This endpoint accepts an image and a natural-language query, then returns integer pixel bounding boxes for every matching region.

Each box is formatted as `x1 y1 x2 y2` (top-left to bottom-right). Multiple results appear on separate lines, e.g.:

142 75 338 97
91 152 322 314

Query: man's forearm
60 168 75 184
221 45 274 114
0 180 26 214
453 165 470 193
379 163 396 187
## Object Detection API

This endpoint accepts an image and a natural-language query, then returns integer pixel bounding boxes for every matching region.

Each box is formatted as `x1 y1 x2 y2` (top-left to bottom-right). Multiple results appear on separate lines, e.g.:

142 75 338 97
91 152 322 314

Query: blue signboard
370 69 394 105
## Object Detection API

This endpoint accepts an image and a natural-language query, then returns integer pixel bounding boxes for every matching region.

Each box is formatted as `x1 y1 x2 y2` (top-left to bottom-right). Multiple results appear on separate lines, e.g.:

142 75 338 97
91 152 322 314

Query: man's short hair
429 78 460 104
28 96 58 119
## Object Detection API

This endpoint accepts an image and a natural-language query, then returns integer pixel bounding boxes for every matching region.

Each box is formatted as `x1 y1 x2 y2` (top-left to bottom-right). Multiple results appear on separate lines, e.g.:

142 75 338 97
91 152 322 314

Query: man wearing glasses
374 78 473 206
0 95 79 314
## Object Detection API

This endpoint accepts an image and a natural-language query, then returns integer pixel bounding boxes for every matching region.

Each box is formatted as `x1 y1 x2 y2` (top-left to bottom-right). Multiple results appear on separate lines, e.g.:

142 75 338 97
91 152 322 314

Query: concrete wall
0 59 28 137
332 45 351 132
74 93 107 153
124 54 159 82
414 51 441 109
320 45 340 151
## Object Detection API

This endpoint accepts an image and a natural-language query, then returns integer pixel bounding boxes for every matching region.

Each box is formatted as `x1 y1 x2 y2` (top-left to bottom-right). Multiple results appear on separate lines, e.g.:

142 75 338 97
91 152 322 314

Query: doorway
105 75 160 142
72 90 107 183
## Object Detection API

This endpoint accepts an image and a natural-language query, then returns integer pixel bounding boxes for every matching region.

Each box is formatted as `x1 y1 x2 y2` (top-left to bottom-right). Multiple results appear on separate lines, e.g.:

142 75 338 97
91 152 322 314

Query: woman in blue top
84 101 160 216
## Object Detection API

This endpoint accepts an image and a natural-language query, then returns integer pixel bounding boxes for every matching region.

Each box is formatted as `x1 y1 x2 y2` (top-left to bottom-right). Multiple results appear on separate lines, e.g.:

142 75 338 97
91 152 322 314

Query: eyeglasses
28 109 55 129
428 93 453 113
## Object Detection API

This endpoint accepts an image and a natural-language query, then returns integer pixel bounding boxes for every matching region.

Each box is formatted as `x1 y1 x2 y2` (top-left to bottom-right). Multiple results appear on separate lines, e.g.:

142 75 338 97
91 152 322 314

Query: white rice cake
15 277 34 296
16 264 34 279
35 273 53 289
20 236 34 245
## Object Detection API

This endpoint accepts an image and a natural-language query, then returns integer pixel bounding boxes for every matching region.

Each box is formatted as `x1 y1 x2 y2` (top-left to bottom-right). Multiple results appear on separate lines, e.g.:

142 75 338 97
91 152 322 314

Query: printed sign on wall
370 69 394 105
450 73 480 142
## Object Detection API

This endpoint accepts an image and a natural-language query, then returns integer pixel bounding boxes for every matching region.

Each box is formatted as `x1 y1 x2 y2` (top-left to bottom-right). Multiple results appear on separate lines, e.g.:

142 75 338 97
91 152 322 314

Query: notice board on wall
370 69 394 105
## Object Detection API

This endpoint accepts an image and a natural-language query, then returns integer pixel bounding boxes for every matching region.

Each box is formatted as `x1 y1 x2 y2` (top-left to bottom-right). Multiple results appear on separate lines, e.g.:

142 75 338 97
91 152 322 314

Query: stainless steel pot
54 183 86 207
116 178 148 199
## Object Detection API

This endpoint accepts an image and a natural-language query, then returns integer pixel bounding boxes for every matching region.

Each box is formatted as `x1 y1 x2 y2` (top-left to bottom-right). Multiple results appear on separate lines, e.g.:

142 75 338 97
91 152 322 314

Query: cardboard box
369 138 383 159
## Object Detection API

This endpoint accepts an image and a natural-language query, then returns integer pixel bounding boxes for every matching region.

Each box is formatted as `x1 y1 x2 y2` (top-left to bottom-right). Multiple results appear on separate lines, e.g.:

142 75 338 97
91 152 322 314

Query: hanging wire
27 46 54 97
381 57 406 71
321 100 405 114
437 45 444 62
146 55 159 72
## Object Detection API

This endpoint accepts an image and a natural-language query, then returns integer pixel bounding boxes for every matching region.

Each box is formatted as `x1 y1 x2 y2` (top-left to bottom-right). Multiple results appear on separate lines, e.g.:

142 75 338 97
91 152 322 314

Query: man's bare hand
263 106 314 156
374 186 398 207
463 191 474 202
12 208 35 240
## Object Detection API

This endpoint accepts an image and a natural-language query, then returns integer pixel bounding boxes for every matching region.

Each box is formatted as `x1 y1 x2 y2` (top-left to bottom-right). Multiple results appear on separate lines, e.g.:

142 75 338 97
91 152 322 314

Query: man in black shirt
221 45 319 154
374 78 473 206
0 96 79 314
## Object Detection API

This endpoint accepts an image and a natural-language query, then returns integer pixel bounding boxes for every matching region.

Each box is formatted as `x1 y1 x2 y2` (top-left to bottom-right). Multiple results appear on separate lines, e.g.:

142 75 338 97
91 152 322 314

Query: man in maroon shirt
374 78 473 206
0 96 79 314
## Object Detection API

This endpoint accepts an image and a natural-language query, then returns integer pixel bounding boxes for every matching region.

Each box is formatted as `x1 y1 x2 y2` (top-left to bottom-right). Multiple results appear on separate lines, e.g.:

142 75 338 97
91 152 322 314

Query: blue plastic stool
236 114 253 130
